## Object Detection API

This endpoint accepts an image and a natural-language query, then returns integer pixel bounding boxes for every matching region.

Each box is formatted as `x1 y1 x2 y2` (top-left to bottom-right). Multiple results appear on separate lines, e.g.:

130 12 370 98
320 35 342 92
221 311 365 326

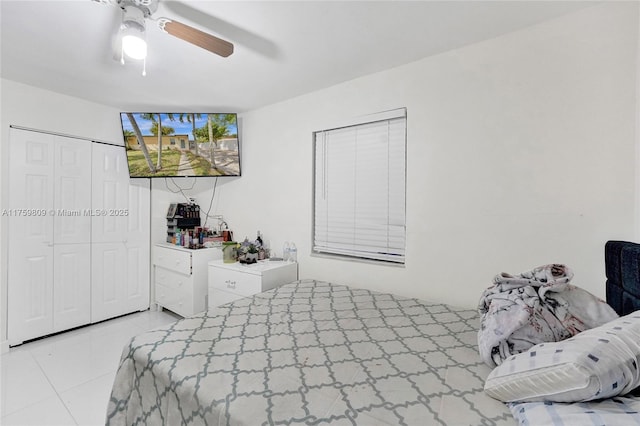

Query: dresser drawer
155 267 193 292
209 267 262 296
209 288 245 308
153 245 191 275
156 283 194 317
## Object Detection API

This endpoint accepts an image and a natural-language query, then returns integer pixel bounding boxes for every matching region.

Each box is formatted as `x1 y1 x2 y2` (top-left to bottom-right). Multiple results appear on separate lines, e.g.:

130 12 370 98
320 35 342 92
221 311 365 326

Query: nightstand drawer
209 288 245 307
210 268 262 296
207 260 298 310
155 267 193 292
153 245 191 275
156 283 194 317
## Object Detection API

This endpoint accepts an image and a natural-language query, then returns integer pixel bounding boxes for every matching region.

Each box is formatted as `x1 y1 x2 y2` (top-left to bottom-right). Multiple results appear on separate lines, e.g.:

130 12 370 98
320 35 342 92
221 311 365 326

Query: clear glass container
222 242 238 263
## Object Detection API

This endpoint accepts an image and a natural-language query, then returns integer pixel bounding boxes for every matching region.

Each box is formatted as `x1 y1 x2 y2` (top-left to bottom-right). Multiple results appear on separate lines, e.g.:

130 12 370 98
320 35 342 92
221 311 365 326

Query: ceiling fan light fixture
122 29 147 60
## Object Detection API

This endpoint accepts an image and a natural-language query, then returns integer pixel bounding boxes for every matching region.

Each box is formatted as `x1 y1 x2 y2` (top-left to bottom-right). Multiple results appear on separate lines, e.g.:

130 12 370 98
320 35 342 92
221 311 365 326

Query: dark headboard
605 240 640 315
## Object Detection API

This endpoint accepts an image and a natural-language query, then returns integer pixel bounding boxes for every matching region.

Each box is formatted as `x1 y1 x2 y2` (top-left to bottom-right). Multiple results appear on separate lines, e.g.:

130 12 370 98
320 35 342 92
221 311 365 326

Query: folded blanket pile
477 264 618 367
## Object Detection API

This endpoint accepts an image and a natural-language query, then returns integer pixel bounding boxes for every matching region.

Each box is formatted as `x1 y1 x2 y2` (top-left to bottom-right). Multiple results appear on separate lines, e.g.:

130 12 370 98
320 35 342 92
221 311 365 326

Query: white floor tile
60 372 116 426
31 326 132 392
129 309 181 331
1 395 77 426
1 351 57 416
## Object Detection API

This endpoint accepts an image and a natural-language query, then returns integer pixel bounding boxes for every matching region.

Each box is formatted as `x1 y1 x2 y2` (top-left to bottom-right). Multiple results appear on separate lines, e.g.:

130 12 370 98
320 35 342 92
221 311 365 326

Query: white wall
209 2 640 308
0 80 124 350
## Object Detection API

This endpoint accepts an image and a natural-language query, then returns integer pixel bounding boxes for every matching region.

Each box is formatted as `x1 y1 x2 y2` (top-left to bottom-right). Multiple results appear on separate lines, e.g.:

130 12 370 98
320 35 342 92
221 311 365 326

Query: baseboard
1 339 9 354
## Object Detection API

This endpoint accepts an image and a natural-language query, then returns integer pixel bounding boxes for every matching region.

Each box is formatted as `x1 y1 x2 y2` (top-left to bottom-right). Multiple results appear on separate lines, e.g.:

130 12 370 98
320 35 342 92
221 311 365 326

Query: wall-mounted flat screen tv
120 112 241 178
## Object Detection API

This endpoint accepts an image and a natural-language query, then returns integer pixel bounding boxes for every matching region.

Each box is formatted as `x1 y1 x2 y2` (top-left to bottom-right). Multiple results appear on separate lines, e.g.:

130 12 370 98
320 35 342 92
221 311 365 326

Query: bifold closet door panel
53 243 91 332
92 143 129 243
8 128 55 247
91 145 151 320
53 136 92 244
125 179 151 313
8 128 56 345
7 244 54 345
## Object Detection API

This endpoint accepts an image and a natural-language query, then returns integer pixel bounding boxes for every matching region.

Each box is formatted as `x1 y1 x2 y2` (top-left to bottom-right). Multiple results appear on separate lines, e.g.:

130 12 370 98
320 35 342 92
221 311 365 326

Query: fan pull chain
120 49 125 65
142 57 147 76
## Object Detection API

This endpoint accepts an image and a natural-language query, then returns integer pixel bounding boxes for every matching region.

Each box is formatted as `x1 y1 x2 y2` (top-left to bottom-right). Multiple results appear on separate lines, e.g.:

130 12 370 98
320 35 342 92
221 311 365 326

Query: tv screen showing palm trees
120 112 241 178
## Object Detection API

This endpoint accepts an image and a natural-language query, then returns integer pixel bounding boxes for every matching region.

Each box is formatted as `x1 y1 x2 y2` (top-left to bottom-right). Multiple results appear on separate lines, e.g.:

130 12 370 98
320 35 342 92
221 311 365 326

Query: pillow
484 311 640 403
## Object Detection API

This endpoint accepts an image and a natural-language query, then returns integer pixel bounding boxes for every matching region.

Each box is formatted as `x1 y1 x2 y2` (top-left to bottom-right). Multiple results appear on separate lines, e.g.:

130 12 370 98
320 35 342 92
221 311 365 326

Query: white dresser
153 244 222 317
208 260 298 308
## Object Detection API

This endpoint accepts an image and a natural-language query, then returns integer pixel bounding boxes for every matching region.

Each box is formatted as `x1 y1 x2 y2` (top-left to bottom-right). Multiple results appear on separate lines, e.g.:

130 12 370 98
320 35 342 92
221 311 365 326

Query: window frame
312 108 407 264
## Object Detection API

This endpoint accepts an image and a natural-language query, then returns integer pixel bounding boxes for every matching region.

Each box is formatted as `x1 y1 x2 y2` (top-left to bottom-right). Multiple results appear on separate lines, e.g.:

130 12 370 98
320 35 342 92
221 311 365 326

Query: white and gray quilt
106 280 513 425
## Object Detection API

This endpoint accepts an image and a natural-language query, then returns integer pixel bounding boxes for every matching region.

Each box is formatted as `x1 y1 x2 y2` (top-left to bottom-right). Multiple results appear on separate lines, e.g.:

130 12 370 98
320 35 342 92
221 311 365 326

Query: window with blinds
313 108 406 264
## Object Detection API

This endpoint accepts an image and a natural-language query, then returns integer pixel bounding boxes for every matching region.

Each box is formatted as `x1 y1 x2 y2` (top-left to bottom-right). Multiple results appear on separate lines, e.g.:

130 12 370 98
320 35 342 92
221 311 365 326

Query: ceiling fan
94 0 234 62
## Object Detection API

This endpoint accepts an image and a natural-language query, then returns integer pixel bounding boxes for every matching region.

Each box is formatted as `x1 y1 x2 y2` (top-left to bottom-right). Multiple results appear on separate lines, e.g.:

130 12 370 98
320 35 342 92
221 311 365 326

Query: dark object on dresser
605 240 640 315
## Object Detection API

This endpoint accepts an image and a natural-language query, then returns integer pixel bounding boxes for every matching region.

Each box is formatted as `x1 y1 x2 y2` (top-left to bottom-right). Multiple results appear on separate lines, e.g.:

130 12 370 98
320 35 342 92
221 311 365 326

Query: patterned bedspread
106 280 513 425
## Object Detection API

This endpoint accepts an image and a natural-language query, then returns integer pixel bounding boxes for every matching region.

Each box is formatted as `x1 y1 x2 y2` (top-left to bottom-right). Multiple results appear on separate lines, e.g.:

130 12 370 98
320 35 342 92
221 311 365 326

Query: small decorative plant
240 238 260 253
238 237 262 263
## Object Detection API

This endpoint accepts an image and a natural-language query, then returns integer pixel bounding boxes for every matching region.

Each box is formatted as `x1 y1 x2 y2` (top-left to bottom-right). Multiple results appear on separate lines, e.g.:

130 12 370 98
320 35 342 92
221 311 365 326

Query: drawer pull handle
226 280 236 289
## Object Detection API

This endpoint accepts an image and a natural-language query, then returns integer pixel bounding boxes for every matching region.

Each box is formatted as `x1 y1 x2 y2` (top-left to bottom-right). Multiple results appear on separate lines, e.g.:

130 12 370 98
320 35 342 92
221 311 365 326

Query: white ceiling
1 1 597 113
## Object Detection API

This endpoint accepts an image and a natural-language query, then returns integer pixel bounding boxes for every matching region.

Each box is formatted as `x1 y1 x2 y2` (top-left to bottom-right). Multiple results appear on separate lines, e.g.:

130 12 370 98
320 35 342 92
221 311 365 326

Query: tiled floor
1 309 180 425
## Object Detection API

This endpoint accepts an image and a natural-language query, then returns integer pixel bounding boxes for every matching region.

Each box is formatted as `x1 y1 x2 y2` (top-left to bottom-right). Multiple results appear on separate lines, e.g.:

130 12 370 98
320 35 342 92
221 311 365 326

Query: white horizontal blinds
314 112 406 263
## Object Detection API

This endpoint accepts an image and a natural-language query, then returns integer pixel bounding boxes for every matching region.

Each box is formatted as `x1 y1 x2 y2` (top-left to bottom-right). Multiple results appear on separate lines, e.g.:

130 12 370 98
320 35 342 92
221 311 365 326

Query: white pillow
484 311 640 403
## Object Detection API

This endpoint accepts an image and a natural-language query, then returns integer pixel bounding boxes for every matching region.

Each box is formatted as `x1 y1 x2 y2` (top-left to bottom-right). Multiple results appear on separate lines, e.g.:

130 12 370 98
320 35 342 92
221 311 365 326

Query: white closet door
54 136 92 244
91 144 150 322
7 128 55 344
51 136 91 330
123 180 151 313
91 143 128 243
53 243 91 331
7 129 148 343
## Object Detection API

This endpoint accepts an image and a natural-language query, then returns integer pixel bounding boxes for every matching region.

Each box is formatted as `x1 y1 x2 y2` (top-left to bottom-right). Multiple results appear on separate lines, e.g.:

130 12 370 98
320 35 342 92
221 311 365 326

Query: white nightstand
208 260 298 308
153 244 222 317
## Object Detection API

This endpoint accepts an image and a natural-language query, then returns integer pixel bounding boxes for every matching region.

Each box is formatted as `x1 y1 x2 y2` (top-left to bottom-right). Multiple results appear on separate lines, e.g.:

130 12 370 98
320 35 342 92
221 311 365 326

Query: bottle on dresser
289 242 297 262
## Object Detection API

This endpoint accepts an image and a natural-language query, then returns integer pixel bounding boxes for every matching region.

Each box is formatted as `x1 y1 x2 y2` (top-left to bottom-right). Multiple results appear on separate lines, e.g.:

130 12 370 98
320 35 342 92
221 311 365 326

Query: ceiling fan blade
158 18 234 57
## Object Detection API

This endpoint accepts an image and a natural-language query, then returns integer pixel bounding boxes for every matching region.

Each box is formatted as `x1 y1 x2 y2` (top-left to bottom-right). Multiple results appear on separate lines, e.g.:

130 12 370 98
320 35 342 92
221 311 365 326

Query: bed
106 241 640 425
106 279 514 425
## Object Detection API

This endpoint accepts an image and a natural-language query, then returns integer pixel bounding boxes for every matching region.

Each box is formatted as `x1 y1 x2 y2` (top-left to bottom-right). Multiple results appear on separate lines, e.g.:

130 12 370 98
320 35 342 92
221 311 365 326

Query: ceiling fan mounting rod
119 0 157 17
122 5 145 30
